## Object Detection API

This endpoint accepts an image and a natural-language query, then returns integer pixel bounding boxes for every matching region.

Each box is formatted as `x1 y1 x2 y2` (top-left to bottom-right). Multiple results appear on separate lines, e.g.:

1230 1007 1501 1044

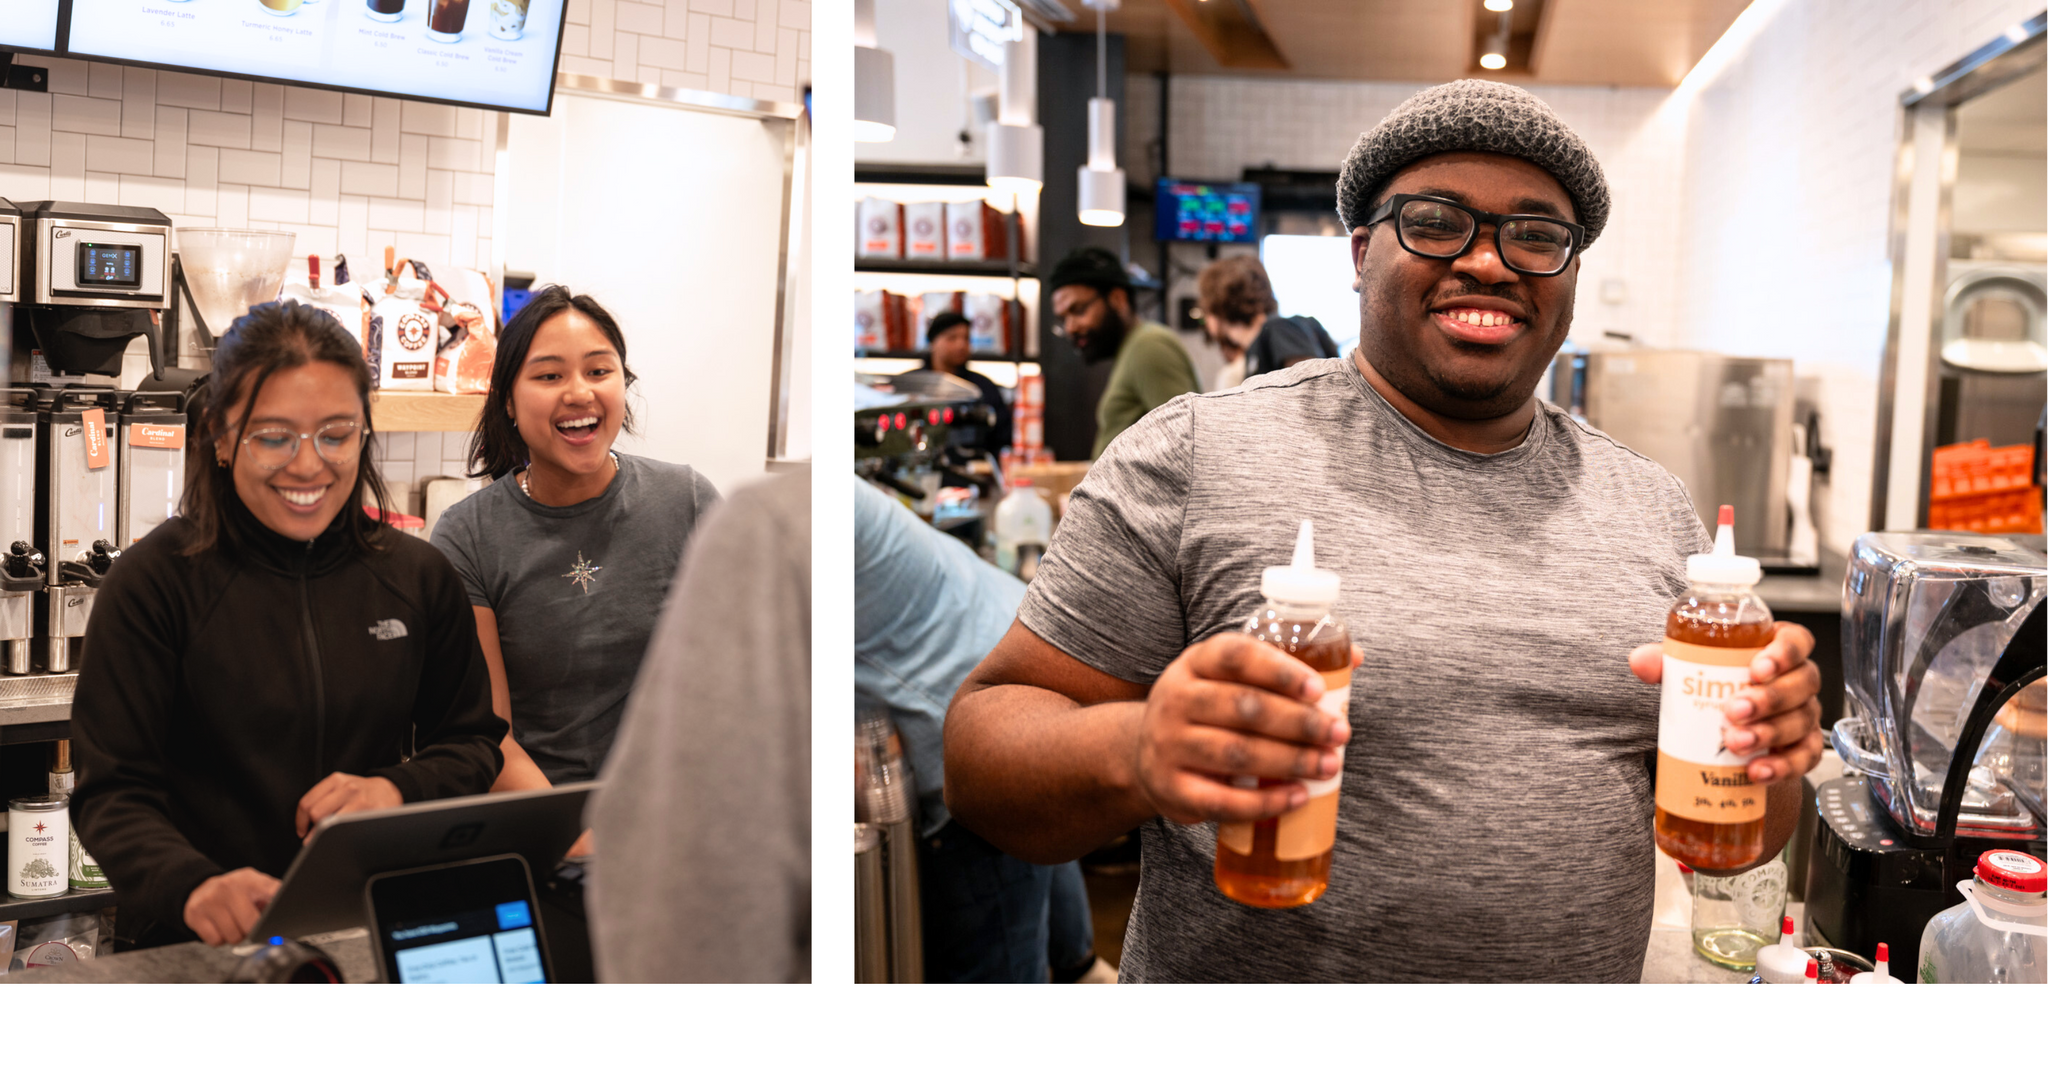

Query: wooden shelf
370 392 485 432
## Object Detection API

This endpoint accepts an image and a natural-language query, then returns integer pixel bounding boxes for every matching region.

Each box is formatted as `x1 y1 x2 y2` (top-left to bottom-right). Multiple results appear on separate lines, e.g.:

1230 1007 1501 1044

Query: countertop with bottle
0 927 377 984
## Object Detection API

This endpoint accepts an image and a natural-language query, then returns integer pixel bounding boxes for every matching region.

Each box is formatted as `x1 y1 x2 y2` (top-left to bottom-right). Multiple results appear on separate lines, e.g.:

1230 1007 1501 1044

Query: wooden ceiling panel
1102 0 1473 83
1532 0 1751 85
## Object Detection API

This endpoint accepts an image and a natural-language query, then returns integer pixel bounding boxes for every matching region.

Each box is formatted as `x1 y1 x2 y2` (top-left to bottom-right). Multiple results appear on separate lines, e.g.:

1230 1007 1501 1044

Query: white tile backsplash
551 0 806 100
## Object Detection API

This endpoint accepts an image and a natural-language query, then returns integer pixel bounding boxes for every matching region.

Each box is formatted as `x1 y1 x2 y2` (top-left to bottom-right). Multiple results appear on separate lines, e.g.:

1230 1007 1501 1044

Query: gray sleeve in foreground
1017 395 1195 685
585 469 811 983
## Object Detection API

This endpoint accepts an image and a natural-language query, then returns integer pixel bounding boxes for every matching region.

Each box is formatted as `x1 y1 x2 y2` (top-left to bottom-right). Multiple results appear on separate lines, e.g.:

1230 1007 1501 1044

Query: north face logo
368 619 408 641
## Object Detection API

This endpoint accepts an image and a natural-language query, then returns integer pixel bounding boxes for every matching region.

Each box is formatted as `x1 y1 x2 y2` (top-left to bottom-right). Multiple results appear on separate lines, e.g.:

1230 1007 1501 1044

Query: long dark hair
467 287 638 480
180 300 392 556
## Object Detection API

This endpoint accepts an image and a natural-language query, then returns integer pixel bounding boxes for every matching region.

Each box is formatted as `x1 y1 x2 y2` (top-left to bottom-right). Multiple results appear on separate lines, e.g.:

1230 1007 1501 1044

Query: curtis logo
368 619 408 641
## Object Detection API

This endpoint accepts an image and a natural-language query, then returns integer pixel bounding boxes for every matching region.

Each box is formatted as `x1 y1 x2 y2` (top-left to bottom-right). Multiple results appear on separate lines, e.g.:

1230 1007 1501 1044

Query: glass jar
1691 851 1789 971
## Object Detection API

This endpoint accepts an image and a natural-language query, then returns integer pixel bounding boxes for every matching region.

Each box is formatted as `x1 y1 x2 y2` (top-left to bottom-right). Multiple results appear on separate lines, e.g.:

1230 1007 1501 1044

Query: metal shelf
1 886 118 923
854 350 1024 363
855 259 1036 278
0 673 74 745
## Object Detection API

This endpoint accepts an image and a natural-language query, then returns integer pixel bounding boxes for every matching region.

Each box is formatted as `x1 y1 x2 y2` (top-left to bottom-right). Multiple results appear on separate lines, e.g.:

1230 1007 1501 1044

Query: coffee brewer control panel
0 196 20 304
23 201 171 310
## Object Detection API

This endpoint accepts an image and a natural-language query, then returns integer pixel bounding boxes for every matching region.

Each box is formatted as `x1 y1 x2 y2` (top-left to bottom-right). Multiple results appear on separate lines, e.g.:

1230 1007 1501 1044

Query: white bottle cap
1261 520 1341 606
1685 504 1762 586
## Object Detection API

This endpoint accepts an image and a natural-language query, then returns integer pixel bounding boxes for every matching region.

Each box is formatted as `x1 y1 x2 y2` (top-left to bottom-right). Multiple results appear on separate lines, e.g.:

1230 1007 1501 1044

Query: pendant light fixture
854 0 897 142
985 24 1044 193
1076 0 1125 228
1479 2 1511 70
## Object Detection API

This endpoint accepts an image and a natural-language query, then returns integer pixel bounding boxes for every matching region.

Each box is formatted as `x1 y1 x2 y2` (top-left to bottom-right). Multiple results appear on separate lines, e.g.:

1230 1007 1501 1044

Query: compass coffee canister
8 796 71 898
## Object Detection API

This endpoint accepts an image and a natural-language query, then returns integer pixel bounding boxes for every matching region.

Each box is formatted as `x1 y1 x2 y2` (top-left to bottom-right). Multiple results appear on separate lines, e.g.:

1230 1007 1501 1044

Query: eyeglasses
1364 194 1584 277
239 421 365 471
1050 293 1104 339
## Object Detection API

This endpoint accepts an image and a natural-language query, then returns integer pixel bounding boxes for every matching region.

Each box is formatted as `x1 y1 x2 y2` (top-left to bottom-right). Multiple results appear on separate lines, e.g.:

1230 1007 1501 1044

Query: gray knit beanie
1336 79 1610 249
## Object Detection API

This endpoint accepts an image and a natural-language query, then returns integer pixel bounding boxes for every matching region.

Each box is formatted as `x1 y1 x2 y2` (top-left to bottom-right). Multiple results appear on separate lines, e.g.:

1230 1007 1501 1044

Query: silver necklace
521 451 619 501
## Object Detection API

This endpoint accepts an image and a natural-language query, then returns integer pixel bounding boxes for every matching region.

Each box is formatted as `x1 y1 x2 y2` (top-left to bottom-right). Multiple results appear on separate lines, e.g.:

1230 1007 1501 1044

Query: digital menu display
66 0 568 114
1155 179 1261 244
2 0 63 52
77 243 142 287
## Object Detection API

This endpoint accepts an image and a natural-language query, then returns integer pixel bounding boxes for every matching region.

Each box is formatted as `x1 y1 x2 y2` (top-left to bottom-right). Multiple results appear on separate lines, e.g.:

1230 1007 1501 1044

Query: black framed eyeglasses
1364 193 1584 277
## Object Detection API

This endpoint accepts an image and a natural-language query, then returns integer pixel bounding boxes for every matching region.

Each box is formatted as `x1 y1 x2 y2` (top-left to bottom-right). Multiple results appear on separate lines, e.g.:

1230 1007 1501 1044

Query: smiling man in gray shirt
943 81 1825 982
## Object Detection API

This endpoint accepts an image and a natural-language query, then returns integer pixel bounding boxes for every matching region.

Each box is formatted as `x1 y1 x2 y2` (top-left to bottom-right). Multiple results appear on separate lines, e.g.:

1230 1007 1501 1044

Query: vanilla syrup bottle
1214 521 1352 908
1655 505 1773 871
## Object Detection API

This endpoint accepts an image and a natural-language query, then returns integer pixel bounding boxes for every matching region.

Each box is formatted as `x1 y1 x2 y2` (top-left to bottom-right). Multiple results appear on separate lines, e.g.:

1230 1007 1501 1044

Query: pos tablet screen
367 854 552 983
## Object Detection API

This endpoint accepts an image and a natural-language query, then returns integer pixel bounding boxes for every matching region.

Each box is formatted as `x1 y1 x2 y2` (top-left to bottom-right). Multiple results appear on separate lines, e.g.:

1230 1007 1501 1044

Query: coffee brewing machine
1808 532 2046 978
4 202 172 673
0 201 44 673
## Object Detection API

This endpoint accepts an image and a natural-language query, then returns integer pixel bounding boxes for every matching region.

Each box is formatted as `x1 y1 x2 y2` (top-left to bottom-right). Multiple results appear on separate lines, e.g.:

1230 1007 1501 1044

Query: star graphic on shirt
563 552 601 595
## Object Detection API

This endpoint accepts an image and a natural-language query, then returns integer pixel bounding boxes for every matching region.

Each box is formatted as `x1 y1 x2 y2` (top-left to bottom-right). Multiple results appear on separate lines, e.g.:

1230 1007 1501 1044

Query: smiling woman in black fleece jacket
68 301 506 950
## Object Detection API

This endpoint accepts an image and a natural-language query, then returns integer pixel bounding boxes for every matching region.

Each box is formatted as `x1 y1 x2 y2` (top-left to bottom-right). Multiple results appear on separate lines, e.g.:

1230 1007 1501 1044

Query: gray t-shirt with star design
431 453 720 784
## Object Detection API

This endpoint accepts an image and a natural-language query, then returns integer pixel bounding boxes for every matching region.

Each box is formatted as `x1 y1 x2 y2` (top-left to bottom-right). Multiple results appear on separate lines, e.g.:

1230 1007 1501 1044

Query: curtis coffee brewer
0 200 44 673
7 202 174 672
1809 532 2046 979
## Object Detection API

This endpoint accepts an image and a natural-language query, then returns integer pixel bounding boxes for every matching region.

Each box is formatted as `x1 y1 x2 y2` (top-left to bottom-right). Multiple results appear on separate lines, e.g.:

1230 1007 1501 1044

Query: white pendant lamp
986 26 1043 193
1077 0 1124 227
854 0 896 142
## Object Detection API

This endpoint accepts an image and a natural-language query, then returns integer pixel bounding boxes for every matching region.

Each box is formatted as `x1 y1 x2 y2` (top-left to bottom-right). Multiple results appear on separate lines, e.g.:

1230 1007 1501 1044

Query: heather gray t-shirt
1015 356 1711 983
432 454 720 784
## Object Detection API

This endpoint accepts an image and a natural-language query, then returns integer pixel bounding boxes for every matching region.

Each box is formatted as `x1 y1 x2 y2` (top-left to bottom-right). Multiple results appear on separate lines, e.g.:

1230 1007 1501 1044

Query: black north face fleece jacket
69 499 506 946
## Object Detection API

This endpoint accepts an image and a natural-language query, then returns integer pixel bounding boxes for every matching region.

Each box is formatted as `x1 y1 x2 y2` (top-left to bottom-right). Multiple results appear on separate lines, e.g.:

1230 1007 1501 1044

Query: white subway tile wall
1674 0 2043 551
0 0 803 516
558 0 811 101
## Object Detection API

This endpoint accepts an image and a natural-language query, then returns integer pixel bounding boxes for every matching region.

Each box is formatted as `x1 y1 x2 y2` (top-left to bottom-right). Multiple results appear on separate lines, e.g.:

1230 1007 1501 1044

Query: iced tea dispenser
0 389 45 675
38 387 122 673
116 391 187 548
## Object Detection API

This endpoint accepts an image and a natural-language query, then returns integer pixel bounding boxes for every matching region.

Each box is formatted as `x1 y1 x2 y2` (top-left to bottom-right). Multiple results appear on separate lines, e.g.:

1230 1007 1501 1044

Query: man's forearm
943 686 1158 865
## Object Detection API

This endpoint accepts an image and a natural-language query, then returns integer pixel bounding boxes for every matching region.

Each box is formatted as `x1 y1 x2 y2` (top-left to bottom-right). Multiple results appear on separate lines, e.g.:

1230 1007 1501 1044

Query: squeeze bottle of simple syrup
1214 520 1352 908
1655 505 1773 871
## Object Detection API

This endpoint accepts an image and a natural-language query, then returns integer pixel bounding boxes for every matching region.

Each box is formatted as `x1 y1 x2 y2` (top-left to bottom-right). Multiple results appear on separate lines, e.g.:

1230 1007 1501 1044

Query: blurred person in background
1197 255 1340 390
856 478 1111 983
1047 248 1199 458
586 468 811 983
923 310 1013 452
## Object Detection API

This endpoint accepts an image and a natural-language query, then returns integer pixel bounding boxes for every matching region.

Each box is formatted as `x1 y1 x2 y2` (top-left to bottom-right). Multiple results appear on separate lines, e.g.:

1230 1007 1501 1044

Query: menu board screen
1155 180 1261 244
66 0 569 114
2 0 62 52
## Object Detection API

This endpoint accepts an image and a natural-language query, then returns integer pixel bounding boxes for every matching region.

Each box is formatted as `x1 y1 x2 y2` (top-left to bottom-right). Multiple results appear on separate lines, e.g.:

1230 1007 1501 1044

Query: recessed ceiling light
1484 0 1514 11
1479 52 1507 69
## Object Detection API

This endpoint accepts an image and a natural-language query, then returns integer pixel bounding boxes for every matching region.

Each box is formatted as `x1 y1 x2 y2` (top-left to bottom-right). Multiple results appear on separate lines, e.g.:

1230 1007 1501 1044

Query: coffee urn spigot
0 540 44 675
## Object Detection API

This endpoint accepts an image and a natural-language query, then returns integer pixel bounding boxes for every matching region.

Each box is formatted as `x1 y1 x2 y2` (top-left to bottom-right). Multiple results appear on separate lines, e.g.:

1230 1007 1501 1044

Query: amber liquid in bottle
1654 601 1774 871
1214 613 1351 909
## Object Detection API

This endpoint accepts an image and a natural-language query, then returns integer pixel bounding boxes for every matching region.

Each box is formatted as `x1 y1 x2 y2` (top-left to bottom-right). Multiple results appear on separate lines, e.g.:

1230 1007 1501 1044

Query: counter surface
1 928 378 984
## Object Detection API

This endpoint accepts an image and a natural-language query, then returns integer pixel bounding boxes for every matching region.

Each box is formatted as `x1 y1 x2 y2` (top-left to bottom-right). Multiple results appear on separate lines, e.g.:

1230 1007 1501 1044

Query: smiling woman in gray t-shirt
431 288 719 792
